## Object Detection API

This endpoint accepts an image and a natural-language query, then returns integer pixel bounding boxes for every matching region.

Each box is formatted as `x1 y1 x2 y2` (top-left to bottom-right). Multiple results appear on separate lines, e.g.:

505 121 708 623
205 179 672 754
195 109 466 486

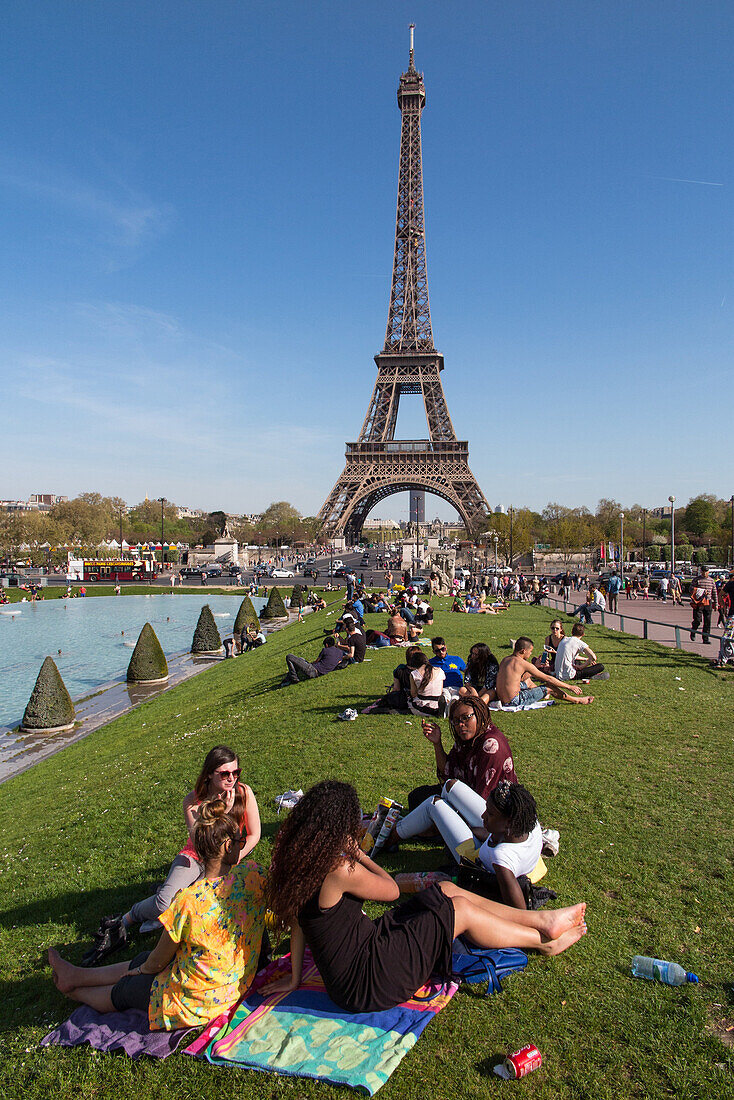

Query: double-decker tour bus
67 558 157 582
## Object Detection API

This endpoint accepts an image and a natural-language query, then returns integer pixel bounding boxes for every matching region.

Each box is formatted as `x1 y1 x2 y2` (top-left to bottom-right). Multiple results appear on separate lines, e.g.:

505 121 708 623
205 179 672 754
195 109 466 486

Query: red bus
81 559 157 582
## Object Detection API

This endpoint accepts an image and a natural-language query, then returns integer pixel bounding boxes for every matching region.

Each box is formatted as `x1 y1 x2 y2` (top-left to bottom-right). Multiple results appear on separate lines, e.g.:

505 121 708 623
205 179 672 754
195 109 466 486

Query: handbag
451 936 528 994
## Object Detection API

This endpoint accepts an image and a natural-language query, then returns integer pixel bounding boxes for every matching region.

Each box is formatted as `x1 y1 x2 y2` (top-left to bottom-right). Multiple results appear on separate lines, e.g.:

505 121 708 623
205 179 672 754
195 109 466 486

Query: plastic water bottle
631 956 698 986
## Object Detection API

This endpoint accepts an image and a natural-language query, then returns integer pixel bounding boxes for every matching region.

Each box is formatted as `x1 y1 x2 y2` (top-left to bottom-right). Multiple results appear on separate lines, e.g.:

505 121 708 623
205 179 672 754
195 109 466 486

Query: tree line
1 492 731 566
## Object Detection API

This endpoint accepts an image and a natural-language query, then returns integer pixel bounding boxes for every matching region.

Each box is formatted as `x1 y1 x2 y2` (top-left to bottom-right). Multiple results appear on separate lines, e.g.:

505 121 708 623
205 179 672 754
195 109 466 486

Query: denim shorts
509 685 548 706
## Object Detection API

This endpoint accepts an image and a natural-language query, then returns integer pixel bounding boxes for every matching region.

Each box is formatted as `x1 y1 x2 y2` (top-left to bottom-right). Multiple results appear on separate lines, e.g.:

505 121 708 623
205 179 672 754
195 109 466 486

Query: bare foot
541 902 587 940
538 923 587 957
566 694 593 704
48 947 79 994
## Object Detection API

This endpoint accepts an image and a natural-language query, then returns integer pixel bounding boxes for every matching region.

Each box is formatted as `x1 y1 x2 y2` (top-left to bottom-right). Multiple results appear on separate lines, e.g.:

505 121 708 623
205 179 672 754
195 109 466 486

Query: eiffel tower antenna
317 30 489 543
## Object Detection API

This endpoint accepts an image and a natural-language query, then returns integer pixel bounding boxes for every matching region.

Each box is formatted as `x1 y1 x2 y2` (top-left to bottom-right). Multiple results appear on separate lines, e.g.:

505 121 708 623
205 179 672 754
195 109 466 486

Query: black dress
298 884 455 1013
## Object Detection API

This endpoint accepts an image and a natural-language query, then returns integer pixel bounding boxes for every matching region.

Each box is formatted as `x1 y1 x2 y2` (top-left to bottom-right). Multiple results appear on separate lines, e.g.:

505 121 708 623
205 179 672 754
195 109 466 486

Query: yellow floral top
148 860 267 1030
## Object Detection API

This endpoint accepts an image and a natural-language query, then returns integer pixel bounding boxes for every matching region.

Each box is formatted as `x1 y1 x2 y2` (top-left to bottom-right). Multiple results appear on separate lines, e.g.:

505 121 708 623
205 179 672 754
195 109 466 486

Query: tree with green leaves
22 657 75 731
683 495 718 539
191 605 222 653
127 623 169 683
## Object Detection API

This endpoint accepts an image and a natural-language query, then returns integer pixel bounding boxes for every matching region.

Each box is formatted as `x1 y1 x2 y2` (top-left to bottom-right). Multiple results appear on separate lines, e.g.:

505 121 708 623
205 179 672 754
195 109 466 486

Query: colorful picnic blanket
184 950 458 1095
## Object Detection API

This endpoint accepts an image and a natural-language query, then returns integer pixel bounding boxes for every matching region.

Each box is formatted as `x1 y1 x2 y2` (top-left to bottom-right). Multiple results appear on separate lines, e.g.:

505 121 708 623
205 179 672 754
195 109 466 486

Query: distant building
0 493 67 513
177 506 205 520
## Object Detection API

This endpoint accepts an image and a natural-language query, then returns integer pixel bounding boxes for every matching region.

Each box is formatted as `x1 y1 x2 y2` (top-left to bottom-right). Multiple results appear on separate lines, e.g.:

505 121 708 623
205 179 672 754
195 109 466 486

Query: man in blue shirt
429 636 466 690
606 573 621 613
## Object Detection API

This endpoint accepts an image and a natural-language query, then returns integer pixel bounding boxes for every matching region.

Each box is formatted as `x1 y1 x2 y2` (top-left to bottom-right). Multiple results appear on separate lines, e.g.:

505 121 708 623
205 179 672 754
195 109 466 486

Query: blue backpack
451 937 528 995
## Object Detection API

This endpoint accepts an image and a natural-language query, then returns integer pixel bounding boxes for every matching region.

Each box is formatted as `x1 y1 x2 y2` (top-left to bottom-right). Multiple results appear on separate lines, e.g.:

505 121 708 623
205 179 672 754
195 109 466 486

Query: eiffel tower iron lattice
317 28 489 543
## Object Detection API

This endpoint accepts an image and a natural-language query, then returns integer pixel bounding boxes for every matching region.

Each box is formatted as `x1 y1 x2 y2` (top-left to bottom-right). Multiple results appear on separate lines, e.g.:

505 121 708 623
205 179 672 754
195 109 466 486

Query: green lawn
1 600 732 1099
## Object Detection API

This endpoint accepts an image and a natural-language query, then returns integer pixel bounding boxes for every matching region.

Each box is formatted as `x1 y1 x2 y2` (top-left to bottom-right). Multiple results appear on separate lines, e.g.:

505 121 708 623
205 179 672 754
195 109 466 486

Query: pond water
0 593 266 730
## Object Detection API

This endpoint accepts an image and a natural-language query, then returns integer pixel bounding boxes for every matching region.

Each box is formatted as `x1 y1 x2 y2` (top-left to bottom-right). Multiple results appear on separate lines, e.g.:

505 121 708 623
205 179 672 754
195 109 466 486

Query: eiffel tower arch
318 28 489 543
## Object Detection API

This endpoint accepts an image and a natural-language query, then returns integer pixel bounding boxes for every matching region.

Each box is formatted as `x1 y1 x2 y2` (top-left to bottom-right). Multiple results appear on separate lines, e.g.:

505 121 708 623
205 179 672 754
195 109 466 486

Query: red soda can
504 1044 542 1078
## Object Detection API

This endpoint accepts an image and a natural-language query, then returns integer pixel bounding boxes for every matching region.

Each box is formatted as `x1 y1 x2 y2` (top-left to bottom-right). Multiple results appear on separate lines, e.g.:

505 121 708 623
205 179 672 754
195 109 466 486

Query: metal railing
540 593 723 650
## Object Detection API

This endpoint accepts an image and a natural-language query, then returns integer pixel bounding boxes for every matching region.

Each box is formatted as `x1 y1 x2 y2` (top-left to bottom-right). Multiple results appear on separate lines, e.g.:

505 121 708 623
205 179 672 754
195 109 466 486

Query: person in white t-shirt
554 624 607 680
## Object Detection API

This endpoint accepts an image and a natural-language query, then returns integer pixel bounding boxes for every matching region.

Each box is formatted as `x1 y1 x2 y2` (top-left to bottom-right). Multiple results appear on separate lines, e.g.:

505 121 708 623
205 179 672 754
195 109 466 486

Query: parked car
271 568 295 578
226 564 242 576
206 565 223 577
180 566 202 578
332 560 345 570
333 567 347 578
303 567 318 578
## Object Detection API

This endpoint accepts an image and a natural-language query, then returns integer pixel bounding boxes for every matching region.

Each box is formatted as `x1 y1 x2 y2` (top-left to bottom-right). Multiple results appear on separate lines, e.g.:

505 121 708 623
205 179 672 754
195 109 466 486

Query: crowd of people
48 561 734 1047
49 580 598 1035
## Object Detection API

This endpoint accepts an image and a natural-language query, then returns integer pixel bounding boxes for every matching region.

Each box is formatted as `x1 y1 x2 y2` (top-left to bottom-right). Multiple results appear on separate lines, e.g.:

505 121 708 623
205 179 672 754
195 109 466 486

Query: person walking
690 566 718 645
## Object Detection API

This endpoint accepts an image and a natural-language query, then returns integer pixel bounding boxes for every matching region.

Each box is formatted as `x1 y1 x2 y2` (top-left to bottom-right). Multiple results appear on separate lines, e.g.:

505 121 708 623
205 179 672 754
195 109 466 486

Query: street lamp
118 506 124 560
668 495 676 577
509 506 514 570
158 497 166 564
730 495 734 568
619 513 624 589
494 534 498 572
642 508 647 572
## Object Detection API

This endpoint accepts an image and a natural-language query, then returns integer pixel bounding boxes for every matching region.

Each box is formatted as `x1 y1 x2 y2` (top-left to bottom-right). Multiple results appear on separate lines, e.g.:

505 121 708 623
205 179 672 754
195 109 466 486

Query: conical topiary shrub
22 656 75 732
191 604 223 653
234 595 259 636
127 622 169 684
261 586 288 620
290 584 305 608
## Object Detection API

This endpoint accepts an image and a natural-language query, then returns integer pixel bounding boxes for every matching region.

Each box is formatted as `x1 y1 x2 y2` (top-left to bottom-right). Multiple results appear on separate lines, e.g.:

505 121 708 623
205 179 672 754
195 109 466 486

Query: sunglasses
434 645 447 652
453 713 476 724
214 767 240 780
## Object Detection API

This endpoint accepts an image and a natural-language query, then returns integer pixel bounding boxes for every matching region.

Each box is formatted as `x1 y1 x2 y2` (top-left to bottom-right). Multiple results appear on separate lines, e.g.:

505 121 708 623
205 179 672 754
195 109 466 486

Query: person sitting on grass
307 593 326 611
282 635 345 685
393 779 542 910
261 781 587 1012
385 607 409 644
406 618 424 641
361 645 423 714
392 697 516 822
429 637 466 691
496 638 593 706
554 623 608 681
336 617 367 664
365 628 392 648
242 624 266 651
459 641 500 703
49 798 267 1027
83 746 261 963
407 650 446 716
532 619 565 670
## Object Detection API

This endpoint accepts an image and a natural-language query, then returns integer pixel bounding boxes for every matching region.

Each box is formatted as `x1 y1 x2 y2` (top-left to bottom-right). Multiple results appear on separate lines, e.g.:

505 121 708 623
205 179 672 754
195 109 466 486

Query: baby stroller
716 614 734 667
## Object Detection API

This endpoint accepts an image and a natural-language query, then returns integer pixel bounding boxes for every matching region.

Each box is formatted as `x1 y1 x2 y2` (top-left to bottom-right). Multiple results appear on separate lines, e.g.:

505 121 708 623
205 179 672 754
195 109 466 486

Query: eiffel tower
318 27 489 544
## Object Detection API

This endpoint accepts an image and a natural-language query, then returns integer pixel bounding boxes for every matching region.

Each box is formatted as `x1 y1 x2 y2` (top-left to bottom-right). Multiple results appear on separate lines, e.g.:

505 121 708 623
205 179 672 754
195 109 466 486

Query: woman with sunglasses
85 745 260 963
387 696 516 848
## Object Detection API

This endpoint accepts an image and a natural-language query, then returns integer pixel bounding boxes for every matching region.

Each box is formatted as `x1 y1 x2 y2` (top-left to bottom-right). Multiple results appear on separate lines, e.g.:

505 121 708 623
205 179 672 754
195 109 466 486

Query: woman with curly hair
263 781 586 1012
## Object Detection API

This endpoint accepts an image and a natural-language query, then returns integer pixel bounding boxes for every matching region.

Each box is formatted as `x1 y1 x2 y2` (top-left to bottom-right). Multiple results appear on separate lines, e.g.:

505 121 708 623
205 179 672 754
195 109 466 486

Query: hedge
22 657 75 730
191 605 223 653
127 623 169 682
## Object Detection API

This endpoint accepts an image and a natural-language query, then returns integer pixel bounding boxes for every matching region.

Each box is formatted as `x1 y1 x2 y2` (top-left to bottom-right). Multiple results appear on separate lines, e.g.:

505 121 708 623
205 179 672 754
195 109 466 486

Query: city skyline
3 3 732 521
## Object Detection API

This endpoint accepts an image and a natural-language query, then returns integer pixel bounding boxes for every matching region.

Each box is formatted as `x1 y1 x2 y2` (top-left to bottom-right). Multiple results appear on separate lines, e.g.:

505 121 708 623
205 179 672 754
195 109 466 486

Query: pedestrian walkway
543 589 724 660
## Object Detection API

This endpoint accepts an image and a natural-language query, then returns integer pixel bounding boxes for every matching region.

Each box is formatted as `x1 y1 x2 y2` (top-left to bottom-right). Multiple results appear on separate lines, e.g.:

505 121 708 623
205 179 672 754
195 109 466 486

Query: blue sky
2 2 731 522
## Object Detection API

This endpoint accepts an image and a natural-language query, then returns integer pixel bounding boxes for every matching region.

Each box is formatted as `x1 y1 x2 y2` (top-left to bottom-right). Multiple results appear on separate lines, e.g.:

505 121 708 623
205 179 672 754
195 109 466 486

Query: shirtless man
497 637 593 706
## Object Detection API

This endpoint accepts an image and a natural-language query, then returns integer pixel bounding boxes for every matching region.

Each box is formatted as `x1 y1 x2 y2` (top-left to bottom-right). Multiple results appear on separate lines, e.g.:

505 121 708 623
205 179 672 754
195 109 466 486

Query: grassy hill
1 598 732 1099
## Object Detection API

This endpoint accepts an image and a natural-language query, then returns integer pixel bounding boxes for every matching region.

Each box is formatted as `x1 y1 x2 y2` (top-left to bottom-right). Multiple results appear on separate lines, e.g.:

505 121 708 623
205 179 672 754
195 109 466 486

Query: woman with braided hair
262 780 586 1012
48 797 267 1027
